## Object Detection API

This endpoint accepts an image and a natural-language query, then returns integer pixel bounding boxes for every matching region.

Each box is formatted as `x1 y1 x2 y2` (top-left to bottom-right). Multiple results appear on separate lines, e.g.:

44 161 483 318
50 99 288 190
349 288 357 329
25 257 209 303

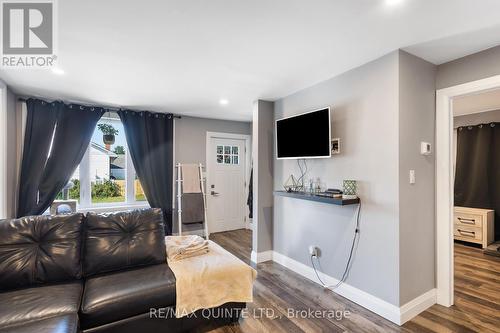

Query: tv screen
276 107 331 159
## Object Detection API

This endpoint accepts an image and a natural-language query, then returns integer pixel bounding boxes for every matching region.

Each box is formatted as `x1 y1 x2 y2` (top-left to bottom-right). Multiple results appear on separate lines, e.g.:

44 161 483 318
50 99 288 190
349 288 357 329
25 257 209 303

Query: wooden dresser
454 206 494 248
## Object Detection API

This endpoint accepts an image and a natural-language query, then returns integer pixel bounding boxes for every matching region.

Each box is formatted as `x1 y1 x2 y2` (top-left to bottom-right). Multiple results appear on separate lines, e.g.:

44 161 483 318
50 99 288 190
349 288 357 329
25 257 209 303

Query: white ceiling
453 88 500 117
2 0 500 121
404 24 500 65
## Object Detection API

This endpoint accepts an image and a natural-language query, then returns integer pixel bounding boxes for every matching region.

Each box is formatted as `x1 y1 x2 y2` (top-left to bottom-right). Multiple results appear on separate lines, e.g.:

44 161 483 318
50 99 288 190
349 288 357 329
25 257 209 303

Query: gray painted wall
436 45 500 89
454 109 500 127
273 52 401 305
174 115 251 165
398 51 436 304
252 100 274 253
173 115 251 234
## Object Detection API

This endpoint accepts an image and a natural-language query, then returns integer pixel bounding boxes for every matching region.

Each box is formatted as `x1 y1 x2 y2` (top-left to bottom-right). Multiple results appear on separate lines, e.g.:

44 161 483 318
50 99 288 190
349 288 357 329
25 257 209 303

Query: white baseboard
270 251 435 325
246 219 253 231
250 250 273 264
399 289 436 324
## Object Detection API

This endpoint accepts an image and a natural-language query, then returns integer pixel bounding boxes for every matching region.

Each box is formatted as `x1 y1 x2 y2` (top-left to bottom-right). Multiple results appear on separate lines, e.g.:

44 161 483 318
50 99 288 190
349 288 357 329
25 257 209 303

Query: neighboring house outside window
110 155 125 180
62 113 148 211
72 142 117 182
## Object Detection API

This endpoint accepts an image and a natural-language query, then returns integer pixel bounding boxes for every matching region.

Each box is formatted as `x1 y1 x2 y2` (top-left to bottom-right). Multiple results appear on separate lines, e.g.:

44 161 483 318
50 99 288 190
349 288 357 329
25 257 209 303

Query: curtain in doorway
454 123 500 240
118 110 174 235
17 99 104 217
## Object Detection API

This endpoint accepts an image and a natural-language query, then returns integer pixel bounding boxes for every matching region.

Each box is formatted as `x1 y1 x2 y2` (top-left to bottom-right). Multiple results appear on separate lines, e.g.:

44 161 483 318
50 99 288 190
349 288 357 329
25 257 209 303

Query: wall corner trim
399 288 437 325
250 250 273 264
270 251 435 325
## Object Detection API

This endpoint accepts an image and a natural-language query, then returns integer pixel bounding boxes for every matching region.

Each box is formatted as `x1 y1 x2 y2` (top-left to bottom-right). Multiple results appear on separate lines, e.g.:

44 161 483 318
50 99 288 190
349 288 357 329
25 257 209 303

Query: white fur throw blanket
166 238 256 318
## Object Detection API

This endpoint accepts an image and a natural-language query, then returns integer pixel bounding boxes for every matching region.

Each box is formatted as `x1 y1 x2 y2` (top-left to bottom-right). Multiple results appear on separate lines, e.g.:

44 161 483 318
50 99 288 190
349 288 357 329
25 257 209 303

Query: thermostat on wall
420 142 431 155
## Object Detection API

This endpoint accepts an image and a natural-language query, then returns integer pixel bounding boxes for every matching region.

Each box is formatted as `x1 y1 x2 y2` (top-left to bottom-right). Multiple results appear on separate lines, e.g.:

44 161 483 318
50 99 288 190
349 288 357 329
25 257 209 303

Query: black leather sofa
0 209 244 333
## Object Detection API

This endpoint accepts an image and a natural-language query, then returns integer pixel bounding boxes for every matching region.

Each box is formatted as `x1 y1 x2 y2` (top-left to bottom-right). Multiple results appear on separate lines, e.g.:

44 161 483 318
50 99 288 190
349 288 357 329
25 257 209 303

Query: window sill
77 203 150 214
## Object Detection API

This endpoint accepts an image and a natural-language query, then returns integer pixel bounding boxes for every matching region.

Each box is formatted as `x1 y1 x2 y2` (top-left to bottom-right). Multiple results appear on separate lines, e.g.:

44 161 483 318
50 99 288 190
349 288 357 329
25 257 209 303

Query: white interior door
207 137 246 233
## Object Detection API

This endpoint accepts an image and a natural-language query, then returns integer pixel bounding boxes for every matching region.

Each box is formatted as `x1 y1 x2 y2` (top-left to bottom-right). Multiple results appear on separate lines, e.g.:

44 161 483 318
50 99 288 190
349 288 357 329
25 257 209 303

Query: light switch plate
409 170 416 184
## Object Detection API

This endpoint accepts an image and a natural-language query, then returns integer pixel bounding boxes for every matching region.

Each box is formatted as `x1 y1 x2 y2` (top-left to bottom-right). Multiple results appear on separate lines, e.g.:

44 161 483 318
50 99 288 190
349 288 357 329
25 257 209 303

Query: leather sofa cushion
0 282 82 328
80 264 176 329
0 314 78 333
0 214 83 290
83 208 166 276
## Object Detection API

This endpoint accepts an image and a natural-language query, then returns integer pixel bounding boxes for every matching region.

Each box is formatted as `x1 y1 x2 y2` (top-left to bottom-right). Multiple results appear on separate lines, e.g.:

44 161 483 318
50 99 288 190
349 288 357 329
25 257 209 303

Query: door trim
435 74 500 307
205 132 252 233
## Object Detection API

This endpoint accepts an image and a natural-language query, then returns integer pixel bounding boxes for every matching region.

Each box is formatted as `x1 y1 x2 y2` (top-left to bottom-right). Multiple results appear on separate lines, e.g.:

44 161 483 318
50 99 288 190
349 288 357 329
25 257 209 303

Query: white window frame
76 119 149 213
216 144 240 165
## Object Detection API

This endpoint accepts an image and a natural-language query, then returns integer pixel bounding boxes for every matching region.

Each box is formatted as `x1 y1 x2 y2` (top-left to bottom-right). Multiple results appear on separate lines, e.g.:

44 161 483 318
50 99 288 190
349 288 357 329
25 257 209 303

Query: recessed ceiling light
219 99 229 105
385 0 403 6
51 67 65 75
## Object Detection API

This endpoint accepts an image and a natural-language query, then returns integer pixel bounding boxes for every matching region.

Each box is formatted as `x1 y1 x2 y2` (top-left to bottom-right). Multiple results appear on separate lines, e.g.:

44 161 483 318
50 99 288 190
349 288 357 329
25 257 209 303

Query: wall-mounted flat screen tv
276 107 331 159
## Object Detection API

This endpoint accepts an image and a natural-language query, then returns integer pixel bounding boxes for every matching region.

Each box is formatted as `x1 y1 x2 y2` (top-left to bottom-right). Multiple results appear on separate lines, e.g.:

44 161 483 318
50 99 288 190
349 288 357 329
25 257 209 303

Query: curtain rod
17 97 182 119
454 122 498 129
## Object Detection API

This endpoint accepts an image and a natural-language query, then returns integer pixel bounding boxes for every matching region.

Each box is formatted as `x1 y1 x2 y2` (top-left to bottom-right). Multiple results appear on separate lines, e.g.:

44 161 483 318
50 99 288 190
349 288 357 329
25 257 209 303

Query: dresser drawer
454 213 483 228
454 225 482 243
454 206 494 248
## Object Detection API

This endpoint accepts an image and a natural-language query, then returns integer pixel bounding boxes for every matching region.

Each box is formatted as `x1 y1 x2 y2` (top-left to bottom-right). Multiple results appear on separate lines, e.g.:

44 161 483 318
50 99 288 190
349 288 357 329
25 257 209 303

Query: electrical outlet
309 246 319 257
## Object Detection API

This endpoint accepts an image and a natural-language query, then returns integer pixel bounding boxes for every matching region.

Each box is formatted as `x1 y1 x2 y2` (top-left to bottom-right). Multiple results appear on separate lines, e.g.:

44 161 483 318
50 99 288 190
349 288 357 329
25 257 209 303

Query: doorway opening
436 75 500 307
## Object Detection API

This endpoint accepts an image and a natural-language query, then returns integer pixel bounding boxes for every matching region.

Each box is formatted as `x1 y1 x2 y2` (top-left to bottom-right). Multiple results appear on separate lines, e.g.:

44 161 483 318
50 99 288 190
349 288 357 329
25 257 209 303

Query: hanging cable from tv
310 200 362 290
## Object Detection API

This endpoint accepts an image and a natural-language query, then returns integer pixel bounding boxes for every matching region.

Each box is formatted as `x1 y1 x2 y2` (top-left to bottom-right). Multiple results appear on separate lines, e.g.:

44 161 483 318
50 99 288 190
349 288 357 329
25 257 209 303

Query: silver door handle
211 191 220 196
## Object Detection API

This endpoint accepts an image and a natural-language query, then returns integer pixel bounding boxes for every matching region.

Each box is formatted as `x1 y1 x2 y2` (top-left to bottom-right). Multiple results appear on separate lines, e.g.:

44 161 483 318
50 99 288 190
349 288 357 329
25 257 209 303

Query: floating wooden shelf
273 191 360 206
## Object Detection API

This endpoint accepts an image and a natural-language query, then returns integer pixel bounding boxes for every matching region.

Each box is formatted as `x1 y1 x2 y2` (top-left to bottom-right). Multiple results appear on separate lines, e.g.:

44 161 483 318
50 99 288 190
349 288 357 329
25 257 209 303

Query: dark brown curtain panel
118 110 174 235
17 99 104 217
454 123 500 240
35 104 105 214
17 99 59 217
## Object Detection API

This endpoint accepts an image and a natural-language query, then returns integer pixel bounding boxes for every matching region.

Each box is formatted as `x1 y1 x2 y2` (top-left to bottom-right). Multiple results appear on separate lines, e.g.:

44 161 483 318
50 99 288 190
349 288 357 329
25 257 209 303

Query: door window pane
217 144 241 165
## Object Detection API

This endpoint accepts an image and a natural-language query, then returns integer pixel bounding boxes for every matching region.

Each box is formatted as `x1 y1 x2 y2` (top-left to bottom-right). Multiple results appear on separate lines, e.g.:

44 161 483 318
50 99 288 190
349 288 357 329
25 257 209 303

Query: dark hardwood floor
209 229 500 333
405 243 500 333
209 230 401 332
